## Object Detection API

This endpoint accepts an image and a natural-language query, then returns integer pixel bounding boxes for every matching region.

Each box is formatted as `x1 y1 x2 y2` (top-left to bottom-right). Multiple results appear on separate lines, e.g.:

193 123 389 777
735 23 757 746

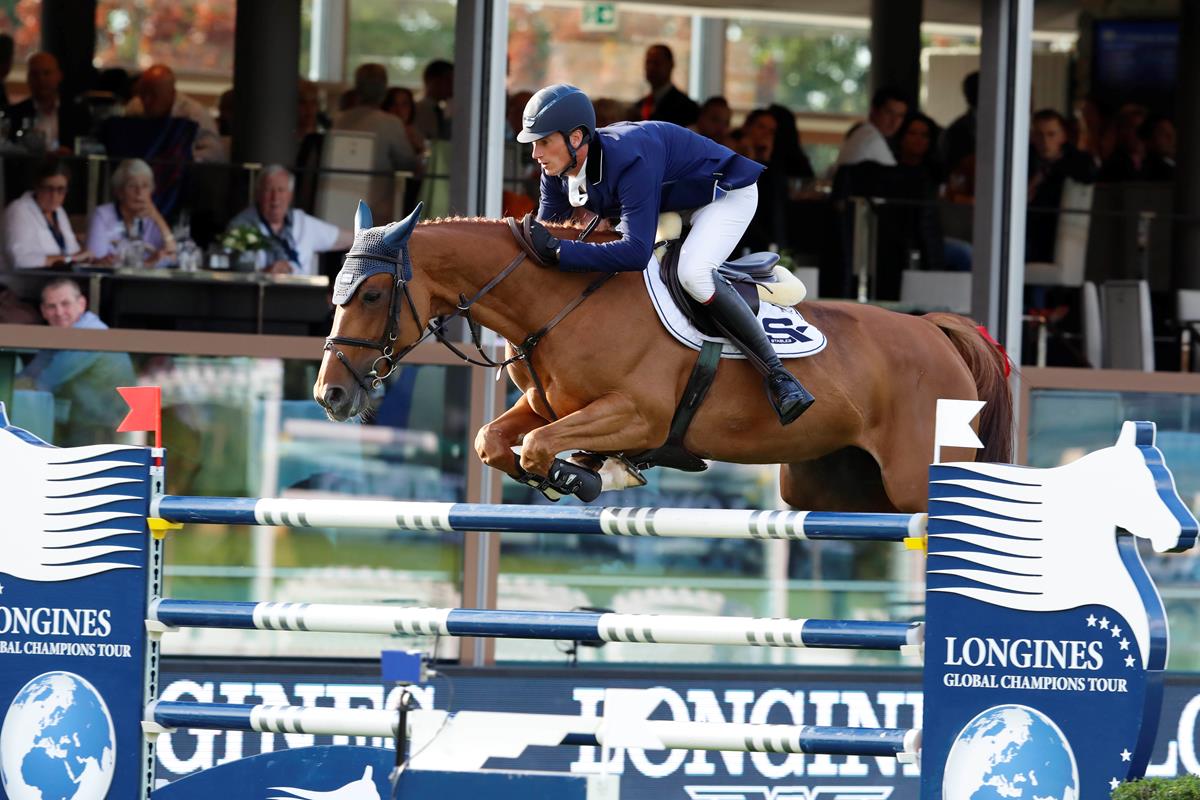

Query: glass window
346 0 456 87
508 3 691 102
725 19 870 115
95 1 236 75
0 347 472 659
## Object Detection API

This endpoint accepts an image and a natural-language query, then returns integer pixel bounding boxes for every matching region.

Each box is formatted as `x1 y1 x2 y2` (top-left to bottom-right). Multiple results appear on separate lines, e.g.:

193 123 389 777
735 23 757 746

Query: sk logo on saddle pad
644 268 827 359
921 421 1198 799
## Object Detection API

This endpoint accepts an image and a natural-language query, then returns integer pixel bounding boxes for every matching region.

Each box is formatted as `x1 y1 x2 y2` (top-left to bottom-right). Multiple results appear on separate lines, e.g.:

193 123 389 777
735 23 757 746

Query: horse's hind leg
474 394 550 481
781 448 896 513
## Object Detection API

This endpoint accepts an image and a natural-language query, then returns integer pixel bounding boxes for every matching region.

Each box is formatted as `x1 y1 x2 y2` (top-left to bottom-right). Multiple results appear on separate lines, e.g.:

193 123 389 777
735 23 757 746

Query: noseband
323 250 424 394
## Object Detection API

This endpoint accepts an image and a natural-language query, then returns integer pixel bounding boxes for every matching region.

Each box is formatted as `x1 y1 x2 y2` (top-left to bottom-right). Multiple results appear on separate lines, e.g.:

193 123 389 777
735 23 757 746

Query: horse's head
314 200 425 420
1097 421 1199 553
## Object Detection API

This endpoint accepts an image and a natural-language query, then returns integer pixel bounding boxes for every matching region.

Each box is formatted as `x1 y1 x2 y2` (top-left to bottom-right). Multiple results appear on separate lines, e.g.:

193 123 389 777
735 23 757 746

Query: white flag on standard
934 399 986 462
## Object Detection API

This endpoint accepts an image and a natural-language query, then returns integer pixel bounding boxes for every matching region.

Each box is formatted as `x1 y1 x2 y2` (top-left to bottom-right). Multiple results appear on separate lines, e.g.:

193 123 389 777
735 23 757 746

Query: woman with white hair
85 158 175 265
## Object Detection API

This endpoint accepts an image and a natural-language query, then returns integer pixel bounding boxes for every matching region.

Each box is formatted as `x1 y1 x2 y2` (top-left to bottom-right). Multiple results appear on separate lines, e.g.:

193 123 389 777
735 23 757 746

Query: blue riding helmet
517 84 595 175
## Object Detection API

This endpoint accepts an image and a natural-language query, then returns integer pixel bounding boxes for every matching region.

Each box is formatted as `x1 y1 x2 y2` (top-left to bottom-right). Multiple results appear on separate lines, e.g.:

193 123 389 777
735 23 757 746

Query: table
3 267 331 335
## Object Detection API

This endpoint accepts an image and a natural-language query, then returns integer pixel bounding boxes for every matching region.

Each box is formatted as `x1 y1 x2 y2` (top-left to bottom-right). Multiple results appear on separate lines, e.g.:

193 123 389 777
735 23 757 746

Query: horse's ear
383 202 424 248
354 200 373 232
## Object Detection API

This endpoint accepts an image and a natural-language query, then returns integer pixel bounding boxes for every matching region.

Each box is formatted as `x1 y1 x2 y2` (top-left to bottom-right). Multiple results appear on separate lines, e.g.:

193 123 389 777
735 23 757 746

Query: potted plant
220 225 268 272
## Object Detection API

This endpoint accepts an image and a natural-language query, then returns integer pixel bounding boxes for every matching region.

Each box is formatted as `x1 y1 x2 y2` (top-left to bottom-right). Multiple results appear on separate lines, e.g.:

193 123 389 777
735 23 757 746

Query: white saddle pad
644 263 828 359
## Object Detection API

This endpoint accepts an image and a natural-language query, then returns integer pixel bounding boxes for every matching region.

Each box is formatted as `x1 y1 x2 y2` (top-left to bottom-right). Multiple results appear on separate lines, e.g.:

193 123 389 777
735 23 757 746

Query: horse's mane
419 216 593 231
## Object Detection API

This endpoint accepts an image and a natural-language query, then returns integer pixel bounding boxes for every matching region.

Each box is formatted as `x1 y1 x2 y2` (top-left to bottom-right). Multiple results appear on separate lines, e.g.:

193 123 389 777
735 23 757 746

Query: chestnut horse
314 206 1011 513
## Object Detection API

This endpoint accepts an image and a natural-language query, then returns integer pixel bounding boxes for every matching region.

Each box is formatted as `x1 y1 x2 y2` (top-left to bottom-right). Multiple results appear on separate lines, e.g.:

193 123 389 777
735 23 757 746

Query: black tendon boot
706 274 815 424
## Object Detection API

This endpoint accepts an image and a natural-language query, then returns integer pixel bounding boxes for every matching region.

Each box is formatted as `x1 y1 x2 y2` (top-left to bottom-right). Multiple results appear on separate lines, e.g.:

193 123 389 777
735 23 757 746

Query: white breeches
677 182 759 302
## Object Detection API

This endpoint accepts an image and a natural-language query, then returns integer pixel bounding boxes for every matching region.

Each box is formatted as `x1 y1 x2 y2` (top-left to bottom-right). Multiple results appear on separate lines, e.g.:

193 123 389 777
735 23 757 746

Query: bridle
322 247 425 395
323 216 610 418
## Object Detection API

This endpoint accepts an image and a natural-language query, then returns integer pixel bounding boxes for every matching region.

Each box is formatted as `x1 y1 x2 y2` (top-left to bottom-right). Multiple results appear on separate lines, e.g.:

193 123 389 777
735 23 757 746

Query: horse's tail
925 312 1014 463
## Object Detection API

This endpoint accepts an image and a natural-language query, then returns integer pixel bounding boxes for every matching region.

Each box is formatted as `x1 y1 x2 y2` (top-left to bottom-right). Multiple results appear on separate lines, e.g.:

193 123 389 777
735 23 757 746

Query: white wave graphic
0 427 144 582
269 766 381 800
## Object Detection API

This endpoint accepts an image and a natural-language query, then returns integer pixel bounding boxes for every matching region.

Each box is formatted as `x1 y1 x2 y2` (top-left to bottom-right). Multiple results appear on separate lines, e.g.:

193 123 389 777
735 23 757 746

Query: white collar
566 157 589 207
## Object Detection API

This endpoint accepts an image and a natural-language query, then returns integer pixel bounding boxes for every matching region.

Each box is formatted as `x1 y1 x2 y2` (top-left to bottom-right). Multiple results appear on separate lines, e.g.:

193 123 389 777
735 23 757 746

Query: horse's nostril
323 385 346 410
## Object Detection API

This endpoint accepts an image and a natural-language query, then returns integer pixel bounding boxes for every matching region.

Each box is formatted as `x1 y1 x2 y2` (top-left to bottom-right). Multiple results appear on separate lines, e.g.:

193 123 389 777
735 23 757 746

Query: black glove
528 219 561 265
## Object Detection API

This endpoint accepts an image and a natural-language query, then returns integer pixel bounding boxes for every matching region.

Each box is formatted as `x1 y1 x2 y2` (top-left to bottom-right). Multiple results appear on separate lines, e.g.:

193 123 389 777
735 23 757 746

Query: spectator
692 96 733 147
216 88 234 137
125 64 225 162
895 112 944 185
0 33 13 111
8 52 92 153
766 104 815 180
940 72 978 181
1075 95 1116 167
15 278 135 447
86 159 175 266
225 165 353 276
1098 104 1149 182
413 59 454 141
630 44 699 127
298 79 328 138
1026 109 1096 263
834 86 908 170
384 86 428 159
1140 114 1176 182
5 159 90 269
734 108 776 164
333 64 419 221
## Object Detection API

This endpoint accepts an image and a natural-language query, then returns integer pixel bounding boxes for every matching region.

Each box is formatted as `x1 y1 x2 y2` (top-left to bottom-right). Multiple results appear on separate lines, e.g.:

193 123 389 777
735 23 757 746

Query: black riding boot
706 274 815 425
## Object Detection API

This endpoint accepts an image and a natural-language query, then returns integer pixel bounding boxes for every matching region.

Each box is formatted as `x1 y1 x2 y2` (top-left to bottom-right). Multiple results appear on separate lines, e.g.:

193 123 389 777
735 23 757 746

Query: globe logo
0 671 115 800
943 704 1078 800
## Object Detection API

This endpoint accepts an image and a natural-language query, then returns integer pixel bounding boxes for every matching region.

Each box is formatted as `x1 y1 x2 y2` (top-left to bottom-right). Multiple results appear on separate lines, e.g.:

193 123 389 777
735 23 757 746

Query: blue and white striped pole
153 496 925 542
145 701 921 760
150 599 923 651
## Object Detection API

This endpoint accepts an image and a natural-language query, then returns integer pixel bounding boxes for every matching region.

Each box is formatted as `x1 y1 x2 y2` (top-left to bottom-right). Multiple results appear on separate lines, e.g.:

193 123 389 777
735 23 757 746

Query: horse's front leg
474 393 549 480
519 392 663 501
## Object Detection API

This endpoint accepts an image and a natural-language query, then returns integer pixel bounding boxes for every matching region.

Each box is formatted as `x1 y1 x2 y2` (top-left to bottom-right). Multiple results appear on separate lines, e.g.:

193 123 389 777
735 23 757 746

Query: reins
326 214 611 422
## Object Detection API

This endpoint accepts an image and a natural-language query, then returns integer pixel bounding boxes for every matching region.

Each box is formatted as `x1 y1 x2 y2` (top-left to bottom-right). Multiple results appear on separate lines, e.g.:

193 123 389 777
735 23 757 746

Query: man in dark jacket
1026 109 1096 263
8 52 91 153
520 84 813 424
630 44 700 128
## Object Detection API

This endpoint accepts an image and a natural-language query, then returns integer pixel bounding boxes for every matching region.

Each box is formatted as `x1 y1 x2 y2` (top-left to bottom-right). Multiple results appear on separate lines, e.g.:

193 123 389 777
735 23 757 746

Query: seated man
125 64 224 162
16 278 135 446
8 52 92 153
225 165 353 275
834 86 908 171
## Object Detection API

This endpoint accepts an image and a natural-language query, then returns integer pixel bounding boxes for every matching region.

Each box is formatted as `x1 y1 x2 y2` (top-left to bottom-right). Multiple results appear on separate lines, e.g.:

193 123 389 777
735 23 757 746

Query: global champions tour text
941 633 1132 693
0 605 134 658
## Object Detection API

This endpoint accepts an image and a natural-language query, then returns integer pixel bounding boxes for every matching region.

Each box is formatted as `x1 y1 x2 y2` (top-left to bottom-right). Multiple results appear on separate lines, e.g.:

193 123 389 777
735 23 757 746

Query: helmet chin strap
554 130 589 177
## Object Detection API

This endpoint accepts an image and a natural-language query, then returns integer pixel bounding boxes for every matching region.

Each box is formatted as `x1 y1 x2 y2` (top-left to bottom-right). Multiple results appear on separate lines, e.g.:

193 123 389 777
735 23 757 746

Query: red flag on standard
116 386 162 448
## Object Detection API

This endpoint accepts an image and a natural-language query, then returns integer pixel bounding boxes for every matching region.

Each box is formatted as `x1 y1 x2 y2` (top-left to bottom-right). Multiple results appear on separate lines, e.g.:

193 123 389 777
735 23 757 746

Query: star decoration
1125 655 1136 667
1086 614 1097 627
1112 625 1123 638
1100 617 1110 630
1120 639 1130 651
1121 749 1132 762
1111 778 1121 791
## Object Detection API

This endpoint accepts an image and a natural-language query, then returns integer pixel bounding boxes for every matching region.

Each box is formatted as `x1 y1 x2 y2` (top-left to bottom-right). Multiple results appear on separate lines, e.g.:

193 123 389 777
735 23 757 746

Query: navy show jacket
537 121 764 272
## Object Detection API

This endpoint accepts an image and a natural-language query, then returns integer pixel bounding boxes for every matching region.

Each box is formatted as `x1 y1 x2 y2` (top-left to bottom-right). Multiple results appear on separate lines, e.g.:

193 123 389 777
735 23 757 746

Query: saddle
655 213 807 337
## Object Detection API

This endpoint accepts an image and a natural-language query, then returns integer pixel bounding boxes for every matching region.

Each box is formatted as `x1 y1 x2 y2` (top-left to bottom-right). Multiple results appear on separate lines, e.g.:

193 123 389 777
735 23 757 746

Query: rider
518 84 815 425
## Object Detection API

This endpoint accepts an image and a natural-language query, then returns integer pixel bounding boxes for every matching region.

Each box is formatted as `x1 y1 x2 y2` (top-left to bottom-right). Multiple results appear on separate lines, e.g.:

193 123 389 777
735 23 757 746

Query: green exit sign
581 2 618 32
